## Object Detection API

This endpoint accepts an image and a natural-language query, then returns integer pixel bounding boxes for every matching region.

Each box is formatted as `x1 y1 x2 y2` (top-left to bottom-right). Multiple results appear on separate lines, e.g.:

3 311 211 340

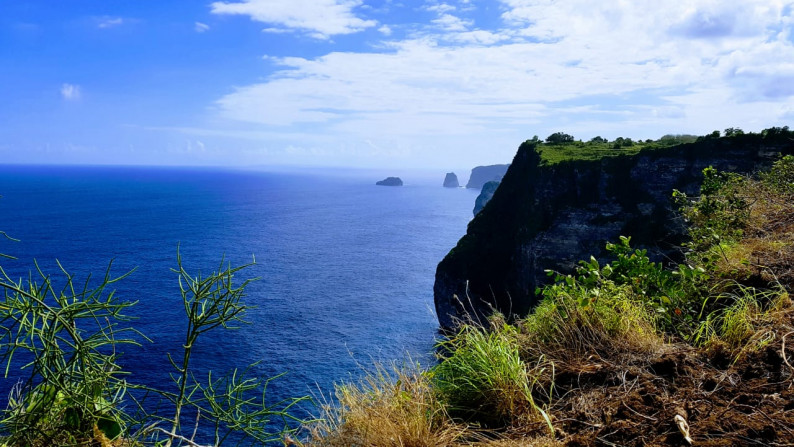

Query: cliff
434 132 794 329
465 164 509 190
472 181 500 215
443 172 460 188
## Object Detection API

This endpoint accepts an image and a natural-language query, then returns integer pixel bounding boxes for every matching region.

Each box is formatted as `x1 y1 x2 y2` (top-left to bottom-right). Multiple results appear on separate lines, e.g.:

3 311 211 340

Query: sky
1 0 793 169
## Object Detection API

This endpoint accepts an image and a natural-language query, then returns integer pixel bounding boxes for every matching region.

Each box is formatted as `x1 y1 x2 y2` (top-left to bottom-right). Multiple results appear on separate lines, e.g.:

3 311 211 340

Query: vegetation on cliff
307 154 794 446
533 126 790 165
435 126 794 329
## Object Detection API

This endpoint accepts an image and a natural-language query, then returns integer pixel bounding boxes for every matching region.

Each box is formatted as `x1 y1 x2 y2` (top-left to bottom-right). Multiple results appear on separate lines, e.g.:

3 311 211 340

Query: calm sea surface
0 165 477 424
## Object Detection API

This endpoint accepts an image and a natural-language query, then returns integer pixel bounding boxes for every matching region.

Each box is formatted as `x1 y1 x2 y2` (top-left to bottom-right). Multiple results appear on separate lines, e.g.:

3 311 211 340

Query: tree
545 132 574 145
724 127 744 137
589 136 608 144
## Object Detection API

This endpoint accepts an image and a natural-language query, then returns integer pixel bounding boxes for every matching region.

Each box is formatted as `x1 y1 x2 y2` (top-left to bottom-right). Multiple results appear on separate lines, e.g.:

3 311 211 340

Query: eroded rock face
443 172 460 188
434 135 794 329
376 177 403 186
465 165 509 190
473 181 500 215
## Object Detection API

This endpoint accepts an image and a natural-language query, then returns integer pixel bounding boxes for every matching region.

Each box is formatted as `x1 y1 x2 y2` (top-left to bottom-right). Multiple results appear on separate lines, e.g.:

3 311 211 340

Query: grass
308 362 468 447
432 324 550 430
519 282 661 362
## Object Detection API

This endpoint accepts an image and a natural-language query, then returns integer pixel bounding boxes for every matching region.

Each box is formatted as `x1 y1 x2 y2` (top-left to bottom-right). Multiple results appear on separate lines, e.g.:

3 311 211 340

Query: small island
443 172 459 188
376 177 403 186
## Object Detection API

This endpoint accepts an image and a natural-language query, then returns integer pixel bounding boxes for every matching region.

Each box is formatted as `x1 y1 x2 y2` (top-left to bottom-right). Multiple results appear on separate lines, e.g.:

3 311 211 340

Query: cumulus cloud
195 22 210 33
60 83 81 100
210 0 376 38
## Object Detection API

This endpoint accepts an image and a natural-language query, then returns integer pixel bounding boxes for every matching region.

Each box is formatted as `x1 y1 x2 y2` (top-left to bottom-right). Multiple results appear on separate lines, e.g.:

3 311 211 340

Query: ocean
0 165 477 432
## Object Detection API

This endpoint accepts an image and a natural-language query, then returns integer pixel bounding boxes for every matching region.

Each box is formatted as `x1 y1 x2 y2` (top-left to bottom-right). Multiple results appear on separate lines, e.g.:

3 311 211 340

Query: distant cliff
443 172 460 188
434 132 794 329
472 181 499 215
465 165 509 190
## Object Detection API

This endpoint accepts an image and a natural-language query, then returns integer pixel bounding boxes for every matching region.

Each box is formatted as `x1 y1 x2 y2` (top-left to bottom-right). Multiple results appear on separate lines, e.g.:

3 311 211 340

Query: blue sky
1 1 793 169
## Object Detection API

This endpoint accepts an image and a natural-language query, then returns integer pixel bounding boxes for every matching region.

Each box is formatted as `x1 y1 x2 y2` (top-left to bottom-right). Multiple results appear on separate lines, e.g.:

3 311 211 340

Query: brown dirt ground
513 318 794 446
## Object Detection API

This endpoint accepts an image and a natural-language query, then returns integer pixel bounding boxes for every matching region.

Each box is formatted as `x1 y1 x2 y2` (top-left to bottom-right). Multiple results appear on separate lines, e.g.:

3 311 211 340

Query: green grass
432 325 551 431
536 141 647 164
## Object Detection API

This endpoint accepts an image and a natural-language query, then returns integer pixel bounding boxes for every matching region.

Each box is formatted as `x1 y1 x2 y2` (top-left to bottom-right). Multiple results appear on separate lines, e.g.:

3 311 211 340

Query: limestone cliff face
465 164 509 190
434 135 794 329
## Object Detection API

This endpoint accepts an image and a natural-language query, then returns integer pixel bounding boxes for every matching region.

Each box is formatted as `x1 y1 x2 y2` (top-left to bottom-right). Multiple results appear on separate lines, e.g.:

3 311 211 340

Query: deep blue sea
0 165 477 432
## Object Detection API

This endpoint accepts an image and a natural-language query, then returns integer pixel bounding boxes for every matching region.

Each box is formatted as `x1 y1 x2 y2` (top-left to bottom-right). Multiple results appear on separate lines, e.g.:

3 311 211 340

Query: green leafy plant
0 261 138 445
540 236 706 337
0 246 307 446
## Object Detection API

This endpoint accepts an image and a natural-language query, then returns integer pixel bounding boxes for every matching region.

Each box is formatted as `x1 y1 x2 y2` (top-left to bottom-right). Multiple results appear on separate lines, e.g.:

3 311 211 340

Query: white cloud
96 16 124 29
262 27 294 34
60 83 81 101
207 0 794 167
425 3 457 14
378 24 392 35
195 22 210 33
432 13 471 31
210 0 377 38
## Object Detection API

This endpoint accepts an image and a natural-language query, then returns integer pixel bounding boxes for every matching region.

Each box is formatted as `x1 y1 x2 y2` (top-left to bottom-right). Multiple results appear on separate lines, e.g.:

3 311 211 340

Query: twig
149 426 214 447
191 408 201 442
621 401 658 421
782 331 794 374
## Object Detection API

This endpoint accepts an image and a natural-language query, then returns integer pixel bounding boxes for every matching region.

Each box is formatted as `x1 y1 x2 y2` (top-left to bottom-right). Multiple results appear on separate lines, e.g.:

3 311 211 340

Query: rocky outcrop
376 177 403 186
465 165 509 190
434 133 794 329
473 181 499 215
443 172 460 188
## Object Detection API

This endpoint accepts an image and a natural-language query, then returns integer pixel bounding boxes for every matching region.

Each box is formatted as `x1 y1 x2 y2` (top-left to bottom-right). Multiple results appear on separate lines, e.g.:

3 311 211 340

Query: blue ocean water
0 165 477 428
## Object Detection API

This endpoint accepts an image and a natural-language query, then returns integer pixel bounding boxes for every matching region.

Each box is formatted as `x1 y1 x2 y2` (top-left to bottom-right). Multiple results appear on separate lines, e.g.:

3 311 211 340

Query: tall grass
432 326 552 431
308 362 468 447
520 283 661 362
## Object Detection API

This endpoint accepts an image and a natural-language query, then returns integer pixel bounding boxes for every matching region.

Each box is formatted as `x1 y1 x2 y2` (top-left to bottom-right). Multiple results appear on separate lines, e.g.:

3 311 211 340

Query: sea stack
376 177 403 186
443 172 460 188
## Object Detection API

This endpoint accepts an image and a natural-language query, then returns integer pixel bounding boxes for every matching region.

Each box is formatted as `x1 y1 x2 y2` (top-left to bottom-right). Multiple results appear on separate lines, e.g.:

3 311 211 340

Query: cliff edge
434 132 794 329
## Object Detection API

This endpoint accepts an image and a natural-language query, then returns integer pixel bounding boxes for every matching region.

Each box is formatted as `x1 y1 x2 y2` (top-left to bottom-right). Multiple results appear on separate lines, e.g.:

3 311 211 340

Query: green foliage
544 132 574 145
432 326 551 430
540 236 706 337
673 167 749 253
760 155 794 196
724 127 744 137
525 280 659 356
0 249 307 446
0 262 138 445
